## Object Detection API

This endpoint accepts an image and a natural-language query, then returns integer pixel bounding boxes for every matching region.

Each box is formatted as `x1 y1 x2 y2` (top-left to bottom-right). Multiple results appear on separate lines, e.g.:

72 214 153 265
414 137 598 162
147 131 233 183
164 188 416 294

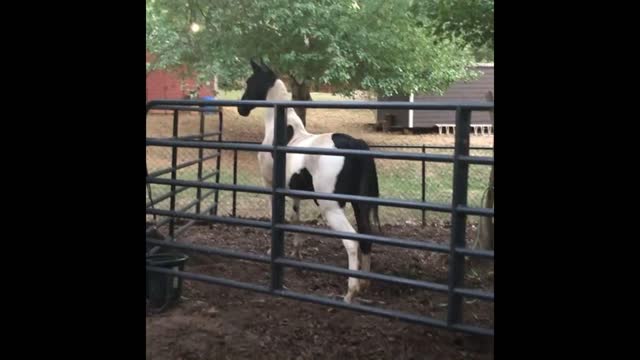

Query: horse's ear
250 58 262 73
259 58 275 76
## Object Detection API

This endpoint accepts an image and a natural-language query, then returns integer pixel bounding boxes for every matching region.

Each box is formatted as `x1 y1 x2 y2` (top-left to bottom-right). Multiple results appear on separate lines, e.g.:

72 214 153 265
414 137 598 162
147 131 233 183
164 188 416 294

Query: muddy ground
146 220 494 360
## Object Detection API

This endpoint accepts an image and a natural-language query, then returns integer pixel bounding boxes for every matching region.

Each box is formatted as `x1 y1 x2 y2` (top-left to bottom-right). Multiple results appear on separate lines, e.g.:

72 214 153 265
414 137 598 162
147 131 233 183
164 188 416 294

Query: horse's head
237 59 277 117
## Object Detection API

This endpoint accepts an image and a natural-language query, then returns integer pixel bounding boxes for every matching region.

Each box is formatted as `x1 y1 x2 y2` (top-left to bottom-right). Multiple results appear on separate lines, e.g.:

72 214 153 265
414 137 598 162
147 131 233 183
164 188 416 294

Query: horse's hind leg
359 243 372 291
318 200 361 303
263 177 274 255
289 198 304 258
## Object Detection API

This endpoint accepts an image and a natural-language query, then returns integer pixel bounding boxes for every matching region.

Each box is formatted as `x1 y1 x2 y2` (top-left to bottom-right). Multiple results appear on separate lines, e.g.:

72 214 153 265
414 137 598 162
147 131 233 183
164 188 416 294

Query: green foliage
412 0 494 62
146 0 491 96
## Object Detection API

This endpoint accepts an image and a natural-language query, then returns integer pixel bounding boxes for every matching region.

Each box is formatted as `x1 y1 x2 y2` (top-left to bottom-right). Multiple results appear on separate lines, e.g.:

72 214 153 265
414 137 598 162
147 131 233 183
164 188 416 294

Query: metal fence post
447 107 471 326
212 110 223 217
422 144 426 227
169 110 179 239
270 105 287 291
232 149 238 217
196 111 205 214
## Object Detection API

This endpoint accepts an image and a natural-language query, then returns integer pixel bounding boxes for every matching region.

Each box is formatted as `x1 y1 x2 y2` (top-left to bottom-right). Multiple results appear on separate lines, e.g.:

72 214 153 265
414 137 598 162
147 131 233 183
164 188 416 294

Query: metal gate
145 99 494 337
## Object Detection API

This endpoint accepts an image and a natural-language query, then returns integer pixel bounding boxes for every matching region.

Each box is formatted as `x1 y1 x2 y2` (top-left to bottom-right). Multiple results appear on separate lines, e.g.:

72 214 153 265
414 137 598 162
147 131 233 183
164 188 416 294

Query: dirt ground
146 221 494 360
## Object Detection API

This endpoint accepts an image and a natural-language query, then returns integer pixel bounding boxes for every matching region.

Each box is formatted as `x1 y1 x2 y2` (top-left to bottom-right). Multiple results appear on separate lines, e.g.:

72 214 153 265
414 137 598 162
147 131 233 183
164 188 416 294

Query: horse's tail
350 140 381 256
331 133 382 255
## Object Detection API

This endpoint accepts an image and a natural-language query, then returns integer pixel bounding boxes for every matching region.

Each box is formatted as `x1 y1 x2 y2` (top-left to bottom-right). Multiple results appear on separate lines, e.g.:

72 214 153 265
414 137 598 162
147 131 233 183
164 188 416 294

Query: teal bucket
146 253 189 312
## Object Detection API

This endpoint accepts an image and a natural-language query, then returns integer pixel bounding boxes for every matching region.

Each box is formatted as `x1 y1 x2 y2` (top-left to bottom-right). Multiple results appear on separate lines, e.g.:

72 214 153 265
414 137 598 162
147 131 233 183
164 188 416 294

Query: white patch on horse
239 63 379 303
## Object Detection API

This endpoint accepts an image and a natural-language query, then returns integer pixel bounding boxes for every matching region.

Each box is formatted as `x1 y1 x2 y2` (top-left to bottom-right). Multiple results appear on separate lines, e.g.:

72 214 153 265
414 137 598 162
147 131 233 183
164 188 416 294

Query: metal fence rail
145 99 494 337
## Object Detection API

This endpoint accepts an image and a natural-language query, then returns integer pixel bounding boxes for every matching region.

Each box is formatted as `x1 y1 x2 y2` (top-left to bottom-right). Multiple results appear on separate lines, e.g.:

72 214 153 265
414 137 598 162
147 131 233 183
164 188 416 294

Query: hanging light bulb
190 23 201 33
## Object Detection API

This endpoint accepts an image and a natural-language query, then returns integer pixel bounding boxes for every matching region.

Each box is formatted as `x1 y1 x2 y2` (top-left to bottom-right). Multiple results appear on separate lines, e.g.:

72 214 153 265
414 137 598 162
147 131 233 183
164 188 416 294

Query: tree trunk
475 91 494 250
212 75 219 96
290 78 312 126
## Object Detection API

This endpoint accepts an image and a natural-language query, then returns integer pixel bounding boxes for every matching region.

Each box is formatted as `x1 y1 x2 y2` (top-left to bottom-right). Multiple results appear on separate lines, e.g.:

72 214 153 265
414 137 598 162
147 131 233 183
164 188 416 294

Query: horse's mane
267 79 308 135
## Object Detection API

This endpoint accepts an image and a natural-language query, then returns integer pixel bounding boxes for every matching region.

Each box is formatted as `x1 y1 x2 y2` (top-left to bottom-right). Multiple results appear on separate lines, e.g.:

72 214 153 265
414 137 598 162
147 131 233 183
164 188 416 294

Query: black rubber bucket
146 253 189 312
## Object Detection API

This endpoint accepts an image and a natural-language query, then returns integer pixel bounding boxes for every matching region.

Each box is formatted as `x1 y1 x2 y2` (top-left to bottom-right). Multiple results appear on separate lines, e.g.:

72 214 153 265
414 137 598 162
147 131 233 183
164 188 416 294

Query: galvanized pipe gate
145 99 494 337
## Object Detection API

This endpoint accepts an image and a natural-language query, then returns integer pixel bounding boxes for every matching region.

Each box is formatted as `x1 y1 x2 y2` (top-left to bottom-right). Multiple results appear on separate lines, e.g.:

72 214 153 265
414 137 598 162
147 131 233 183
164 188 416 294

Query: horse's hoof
344 287 358 303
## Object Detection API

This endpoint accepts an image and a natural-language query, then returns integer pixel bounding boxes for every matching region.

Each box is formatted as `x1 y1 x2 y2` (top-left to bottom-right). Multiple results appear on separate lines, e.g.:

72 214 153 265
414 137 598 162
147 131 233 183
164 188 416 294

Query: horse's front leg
289 198 304 258
258 152 275 255
263 177 274 255
318 200 361 303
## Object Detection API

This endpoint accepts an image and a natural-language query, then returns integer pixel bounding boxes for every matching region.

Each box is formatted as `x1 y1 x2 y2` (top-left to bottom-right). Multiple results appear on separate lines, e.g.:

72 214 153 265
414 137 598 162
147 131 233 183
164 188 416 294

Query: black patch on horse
270 125 295 160
237 59 277 116
286 125 294 144
288 168 318 206
331 133 370 208
331 133 381 255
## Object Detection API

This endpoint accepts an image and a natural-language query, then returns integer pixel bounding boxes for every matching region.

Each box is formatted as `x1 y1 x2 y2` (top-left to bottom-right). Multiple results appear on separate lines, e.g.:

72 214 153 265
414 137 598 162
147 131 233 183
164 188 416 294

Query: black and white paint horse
237 59 381 303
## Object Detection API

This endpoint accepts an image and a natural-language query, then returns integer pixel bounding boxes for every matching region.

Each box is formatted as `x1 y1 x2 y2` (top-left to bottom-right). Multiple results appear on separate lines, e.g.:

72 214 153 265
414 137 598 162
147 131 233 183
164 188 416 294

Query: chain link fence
216 145 492 227
146 110 493 229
